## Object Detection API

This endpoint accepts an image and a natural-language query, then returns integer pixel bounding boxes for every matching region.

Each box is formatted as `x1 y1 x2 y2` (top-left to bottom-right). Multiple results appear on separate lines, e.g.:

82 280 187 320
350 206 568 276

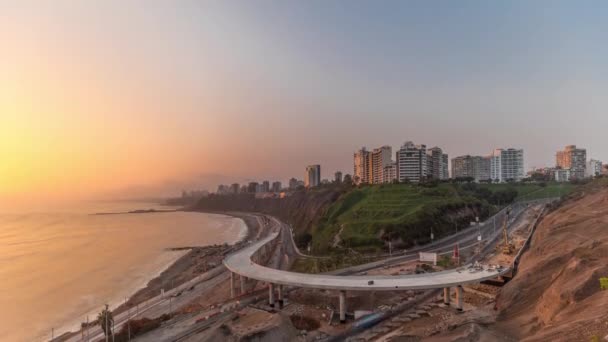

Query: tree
97 306 114 338
343 174 353 186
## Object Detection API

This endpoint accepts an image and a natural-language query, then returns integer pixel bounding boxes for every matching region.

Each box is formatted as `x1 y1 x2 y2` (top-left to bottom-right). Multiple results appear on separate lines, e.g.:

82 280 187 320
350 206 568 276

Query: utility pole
127 306 131 342
105 304 109 342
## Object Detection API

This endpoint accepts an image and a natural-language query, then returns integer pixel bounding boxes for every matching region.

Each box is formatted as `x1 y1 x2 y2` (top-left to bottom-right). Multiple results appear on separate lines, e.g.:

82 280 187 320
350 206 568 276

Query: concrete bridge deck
224 232 510 291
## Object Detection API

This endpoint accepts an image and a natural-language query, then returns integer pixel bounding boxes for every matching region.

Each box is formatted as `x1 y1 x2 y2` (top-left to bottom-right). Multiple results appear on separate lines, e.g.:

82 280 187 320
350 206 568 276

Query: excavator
501 207 515 255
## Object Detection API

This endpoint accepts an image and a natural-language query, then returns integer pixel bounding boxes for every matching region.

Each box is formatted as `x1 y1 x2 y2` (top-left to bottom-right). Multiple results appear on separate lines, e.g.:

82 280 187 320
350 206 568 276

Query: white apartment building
491 148 525 182
586 159 603 177
396 141 427 183
554 168 571 182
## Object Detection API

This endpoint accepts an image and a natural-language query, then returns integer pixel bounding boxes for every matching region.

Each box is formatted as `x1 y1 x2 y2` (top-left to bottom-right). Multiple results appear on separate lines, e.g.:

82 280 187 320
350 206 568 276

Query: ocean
0 201 246 341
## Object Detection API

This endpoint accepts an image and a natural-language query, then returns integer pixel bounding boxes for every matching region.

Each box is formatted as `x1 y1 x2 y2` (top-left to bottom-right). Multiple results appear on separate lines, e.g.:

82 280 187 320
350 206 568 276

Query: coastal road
64 266 230 342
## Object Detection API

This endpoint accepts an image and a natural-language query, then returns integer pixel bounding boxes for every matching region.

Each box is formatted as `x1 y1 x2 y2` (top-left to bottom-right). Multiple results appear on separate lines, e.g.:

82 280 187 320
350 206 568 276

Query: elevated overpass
224 230 511 322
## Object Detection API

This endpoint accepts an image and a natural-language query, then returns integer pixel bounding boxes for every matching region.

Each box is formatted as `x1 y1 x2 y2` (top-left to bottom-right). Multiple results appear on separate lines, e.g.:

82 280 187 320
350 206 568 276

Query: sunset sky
2 1 608 206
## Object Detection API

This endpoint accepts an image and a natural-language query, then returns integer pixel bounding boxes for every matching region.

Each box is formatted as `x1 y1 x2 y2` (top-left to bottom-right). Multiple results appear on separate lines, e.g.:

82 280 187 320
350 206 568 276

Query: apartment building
586 159 603 177
556 145 587 180
383 162 397 183
371 146 393 184
353 147 371 184
427 147 449 180
305 165 321 188
396 141 427 183
451 155 491 182
487 148 525 182
334 171 343 183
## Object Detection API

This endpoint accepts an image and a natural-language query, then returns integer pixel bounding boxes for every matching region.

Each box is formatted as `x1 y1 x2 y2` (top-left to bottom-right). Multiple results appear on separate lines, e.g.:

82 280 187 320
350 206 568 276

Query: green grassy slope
309 182 576 255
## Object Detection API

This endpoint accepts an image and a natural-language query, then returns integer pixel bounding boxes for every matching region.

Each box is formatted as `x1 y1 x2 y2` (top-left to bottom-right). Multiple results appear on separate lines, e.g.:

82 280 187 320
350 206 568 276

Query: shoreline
56 211 255 341
116 212 253 311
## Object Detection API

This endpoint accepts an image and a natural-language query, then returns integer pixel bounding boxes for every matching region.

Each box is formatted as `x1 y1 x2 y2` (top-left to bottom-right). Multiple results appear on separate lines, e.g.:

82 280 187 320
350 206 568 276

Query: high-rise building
271 181 282 192
305 165 321 188
396 141 427 183
557 145 587 180
489 150 502 182
383 162 397 183
442 154 449 179
451 155 491 182
353 147 371 184
489 148 525 182
427 147 449 180
371 146 393 184
247 182 259 193
261 181 270 193
230 183 240 194
334 171 343 183
500 148 525 181
586 159 602 178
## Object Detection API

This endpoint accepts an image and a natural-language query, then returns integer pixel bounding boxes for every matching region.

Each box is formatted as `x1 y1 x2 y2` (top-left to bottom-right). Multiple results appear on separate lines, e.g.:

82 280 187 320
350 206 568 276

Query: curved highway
223 231 510 291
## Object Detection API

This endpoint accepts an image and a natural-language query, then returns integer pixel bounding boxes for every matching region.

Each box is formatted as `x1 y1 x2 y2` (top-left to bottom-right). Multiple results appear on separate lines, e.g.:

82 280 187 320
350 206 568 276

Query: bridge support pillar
269 283 275 307
240 275 247 295
456 285 463 311
230 272 235 298
339 290 346 323
277 285 284 308
443 287 450 306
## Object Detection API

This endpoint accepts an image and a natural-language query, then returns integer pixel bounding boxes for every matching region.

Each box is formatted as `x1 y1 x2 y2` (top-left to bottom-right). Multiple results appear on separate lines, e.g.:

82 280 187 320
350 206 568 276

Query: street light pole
105 304 109 342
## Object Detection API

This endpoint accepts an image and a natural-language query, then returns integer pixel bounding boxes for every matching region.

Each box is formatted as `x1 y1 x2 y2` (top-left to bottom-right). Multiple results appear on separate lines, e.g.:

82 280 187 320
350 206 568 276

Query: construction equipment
501 207 515 254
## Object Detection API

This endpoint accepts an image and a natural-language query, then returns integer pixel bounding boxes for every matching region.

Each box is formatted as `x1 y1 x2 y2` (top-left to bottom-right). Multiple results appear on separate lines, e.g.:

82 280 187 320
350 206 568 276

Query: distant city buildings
451 148 524 182
556 145 587 180
305 165 321 188
354 142 448 184
211 141 603 196
396 141 427 183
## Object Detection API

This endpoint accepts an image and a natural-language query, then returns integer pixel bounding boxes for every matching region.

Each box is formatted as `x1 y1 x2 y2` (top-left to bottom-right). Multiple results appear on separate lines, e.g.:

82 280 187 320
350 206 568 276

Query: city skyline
2 1 608 207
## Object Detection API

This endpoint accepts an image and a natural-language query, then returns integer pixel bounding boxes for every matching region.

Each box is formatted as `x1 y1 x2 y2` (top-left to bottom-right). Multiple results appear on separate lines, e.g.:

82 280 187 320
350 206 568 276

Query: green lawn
309 182 577 255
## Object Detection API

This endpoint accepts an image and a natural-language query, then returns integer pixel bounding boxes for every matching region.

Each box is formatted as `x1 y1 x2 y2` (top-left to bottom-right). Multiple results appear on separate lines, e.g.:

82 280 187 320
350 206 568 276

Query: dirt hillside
495 185 608 341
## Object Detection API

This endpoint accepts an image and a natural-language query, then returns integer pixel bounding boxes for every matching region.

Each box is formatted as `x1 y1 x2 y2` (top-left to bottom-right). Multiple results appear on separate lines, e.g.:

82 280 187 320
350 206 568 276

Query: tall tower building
427 147 449 180
305 165 321 188
353 147 371 184
371 145 393 184
556 145 587 180
396 141 427 183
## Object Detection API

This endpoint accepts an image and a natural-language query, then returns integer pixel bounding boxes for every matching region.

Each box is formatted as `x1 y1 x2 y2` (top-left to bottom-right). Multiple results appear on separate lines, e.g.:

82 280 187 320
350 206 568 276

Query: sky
1 0 608 206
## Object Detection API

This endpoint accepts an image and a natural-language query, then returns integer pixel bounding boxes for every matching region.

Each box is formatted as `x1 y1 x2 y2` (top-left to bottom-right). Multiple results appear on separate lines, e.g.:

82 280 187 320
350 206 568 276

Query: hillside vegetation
308 182 573 254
